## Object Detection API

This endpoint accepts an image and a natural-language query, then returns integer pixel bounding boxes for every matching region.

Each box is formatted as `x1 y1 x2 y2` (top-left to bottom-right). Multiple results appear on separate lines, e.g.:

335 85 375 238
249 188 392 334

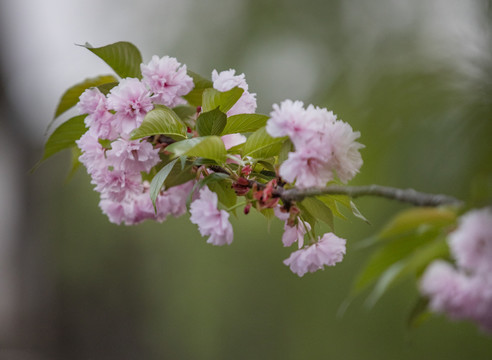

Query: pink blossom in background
107 78 153 135
141 55 194 107
284 232 346 276
448 208 492 275
212 69 257 116
190 186 233 246
106 138 160 173
420 260 492 332
420 207 492 332
420 261 477 319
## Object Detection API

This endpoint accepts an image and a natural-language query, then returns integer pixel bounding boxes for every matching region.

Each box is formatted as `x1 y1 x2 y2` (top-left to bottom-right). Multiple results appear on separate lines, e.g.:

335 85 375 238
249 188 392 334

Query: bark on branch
277 184 464 207
206 165 464 207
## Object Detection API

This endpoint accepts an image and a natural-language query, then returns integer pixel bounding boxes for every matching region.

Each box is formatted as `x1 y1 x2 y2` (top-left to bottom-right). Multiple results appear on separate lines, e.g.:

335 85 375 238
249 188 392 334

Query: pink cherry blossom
107 78 153 135
279 148 333 189
155 180 194 221
269 100 363 186
189 186 233 246
106 138 160 173
99 191 153 225
448 208 492 275
266 99 306 139
99 198 128 224
212 69 257 116
221 133 246 150
284 233 346 277
282 220 311 248
420 260 492 332
420 261 476 319
420 208 492 333
267 100 338 149
87 111 119 140
92 168 143 202
141 55 194 107
76 131 108 175
77 88 107 117
99 181 194 226
324 120 364 183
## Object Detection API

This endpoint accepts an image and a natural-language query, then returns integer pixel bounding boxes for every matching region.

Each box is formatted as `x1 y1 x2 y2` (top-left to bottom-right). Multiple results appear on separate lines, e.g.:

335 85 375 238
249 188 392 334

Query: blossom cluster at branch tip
420 208 492 332
266 100 364 188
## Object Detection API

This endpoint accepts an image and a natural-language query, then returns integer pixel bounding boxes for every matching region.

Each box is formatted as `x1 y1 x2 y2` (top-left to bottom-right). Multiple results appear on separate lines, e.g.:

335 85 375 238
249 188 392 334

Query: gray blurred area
1 0 492 359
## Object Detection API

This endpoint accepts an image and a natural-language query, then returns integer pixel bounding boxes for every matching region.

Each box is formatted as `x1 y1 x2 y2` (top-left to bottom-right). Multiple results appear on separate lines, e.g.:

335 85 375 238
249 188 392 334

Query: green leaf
296 203 317 230
49 74 117 131
202 87 244 113
352 228 442 296
196 108 227 136
243 127 287 159
365 237 448 307
198 173 230 187
209 180 237 208
97 81 119 95
317 195 347 220
40 115 87 164
221 114 269 135
83 41 143 79
257 160 275 172
186 172 229 206
183 71 213 107
278 139 293 165
301 197 334 230
165 136 227 164
164 164 195 188
173 105 197 122
130 105 187 140
65 146 82 183
378 207 457 240
407 297 431 328
149 158 178 209
350 201 371 224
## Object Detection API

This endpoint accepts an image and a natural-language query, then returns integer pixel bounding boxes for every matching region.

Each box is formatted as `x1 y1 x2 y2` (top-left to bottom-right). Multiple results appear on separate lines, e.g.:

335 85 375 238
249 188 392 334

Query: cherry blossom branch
277 184 464 207
205 164 463 207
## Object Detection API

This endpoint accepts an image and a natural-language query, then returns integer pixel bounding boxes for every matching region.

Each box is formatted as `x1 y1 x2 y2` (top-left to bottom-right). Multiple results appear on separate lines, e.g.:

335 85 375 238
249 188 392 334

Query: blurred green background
1 0 492 359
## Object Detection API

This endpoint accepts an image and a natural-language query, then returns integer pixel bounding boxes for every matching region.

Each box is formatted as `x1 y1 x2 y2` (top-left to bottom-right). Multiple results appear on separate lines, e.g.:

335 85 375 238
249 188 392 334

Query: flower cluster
76 56 195 225
266 100 364 188
420 208 492 332
65 45 362 277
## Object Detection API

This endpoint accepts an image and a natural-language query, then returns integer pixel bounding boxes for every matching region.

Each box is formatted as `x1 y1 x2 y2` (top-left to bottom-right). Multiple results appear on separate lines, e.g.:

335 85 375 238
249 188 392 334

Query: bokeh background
1 0 492 359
